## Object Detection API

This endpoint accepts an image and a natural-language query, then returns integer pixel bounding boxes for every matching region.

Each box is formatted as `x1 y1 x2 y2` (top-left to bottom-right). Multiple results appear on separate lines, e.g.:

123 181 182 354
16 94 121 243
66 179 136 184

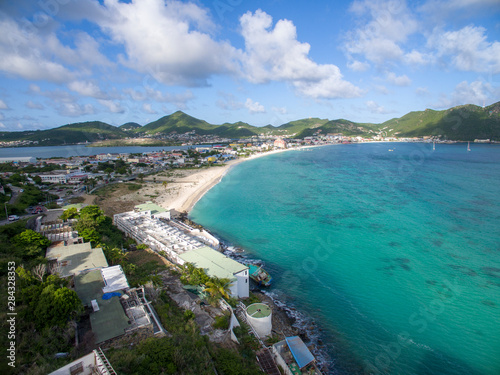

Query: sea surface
190 142 500 375
0 144 193 158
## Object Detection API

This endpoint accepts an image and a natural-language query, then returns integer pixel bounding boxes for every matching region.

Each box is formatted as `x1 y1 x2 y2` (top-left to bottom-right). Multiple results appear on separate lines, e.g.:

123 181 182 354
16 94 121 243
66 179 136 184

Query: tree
138 173 145 182
13 229 51 258
162 181 168 190
204 277 233 304
60 207 79 221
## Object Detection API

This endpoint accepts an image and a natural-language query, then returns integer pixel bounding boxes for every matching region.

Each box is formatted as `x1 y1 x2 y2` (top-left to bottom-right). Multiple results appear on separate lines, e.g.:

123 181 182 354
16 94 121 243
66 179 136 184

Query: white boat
433 141 435 151
467 142 471 152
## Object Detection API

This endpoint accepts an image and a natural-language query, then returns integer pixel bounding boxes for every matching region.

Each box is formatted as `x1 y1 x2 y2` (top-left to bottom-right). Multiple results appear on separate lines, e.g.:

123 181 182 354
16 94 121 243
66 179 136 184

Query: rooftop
101 265 130 293
179 246 248 281
135 201 168 215
75 269 104 306
246 303 272 318
90 293 130 344
45 242 108 278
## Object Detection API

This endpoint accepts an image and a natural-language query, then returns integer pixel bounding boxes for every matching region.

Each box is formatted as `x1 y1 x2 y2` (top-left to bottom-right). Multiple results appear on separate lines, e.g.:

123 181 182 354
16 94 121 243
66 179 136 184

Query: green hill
119 122 142 131
295 119 376 138
1 101 499 145
382 102 500 140
0 121 128 146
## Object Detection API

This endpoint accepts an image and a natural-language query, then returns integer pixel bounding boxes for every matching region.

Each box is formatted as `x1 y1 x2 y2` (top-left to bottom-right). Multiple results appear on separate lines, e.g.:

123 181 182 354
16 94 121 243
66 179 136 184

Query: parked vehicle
8 215 19 221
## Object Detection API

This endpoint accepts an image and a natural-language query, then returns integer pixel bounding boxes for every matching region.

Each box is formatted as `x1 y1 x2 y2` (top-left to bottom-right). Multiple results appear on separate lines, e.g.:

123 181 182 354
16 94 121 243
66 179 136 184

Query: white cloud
272 107 287 115
142 103 157 114
0 122 5 128
386 72 412 86
57 102 95 117
347 60 370 72
99 100 125 114
245 98 266 114
0 16 110 84
68 80 109 99
416 87 430 96
216 92 244 110
434 80 498 108
366 100 392 114
0 99 9 109
93 0 240 86
240 10 362 99
428 25 500 73
124 87 194 109
404 50 433 65
26 100 44 109
344 0 418 65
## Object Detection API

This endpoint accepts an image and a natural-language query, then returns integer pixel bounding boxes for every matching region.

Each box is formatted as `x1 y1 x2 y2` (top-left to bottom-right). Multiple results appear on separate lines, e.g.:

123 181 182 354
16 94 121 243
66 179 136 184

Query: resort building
179 246 249 299
48 348 117 375
274 138 287 149
114 209 248 298
0 156 36 164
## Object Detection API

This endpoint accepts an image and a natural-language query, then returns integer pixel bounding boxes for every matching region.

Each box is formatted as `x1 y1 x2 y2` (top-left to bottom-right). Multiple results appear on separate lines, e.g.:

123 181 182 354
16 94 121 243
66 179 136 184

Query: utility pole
4 202 8 219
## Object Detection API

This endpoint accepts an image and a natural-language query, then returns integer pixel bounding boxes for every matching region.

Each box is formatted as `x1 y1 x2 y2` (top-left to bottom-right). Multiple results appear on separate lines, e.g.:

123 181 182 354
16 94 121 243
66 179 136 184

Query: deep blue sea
190 143 500 375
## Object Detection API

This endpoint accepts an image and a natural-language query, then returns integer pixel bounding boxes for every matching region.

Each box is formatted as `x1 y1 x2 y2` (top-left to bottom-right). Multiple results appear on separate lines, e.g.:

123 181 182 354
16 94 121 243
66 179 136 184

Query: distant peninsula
1 101 499 147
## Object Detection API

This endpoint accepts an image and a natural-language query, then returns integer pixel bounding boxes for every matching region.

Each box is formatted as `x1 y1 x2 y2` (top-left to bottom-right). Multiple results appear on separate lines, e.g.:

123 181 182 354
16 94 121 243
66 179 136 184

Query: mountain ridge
1 101 499 145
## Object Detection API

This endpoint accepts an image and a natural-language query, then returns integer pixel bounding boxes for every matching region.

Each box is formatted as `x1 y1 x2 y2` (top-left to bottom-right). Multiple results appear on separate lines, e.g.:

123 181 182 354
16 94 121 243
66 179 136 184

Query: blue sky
0 0 499 131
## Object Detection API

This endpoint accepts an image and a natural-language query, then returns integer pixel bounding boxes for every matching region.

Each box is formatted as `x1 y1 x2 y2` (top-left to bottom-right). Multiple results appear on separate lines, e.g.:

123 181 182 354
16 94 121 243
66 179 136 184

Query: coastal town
0 136 332 375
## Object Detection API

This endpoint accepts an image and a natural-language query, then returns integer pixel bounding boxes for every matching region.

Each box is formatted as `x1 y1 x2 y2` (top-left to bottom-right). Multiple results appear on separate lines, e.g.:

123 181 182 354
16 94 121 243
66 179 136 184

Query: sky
0 0 499 132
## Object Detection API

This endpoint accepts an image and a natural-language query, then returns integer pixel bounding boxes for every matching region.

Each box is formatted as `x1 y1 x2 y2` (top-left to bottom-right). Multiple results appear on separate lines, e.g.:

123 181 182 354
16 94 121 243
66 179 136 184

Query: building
179 246 249 299
48 348 117 375
38 170 68 184
45 241 108 278
134 201 171 220
245 303 272 338
0 156 36 164
274 138 287 149
272 336 322 375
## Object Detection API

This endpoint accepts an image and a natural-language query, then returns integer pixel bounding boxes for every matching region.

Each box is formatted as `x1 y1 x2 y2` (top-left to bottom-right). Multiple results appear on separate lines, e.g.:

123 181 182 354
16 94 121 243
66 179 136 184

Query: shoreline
157 146 317 213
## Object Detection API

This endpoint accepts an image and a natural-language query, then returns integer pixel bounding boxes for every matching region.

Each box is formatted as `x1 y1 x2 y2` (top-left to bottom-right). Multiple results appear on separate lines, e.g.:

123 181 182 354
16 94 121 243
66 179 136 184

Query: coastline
156 146 313 213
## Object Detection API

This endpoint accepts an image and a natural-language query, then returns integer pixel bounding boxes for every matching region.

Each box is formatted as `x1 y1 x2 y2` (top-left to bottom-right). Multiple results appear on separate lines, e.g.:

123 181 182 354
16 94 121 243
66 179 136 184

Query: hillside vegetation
1 101 499 144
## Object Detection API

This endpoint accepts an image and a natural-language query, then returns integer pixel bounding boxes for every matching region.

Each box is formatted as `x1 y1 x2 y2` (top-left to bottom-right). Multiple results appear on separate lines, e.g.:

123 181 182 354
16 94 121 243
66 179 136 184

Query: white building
49 349 116 375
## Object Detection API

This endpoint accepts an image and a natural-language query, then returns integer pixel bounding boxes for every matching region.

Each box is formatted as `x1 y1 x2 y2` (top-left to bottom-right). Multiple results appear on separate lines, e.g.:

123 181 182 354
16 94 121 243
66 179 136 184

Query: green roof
246 303 272 318
45 242 108 277
91 293 130 344
74 269 130 344
135 201 167 215
74 269 104 306
62 203 84 211
179 246 248 281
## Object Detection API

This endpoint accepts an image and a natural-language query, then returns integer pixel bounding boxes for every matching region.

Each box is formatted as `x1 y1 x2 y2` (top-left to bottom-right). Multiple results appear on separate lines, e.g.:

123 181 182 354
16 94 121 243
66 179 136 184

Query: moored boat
247 264 272 287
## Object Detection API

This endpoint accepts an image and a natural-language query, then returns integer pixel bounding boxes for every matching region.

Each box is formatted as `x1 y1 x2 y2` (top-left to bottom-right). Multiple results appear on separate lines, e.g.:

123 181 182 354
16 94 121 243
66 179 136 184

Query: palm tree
204 277 233 304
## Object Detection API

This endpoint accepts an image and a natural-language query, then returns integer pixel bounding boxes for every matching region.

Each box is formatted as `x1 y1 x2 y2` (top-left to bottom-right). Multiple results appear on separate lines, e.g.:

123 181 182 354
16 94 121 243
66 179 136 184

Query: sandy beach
155 147 301 213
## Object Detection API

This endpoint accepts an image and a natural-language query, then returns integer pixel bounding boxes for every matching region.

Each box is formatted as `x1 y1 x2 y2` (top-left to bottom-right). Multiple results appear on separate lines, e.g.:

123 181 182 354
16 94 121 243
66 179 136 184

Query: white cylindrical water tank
245 303 272 338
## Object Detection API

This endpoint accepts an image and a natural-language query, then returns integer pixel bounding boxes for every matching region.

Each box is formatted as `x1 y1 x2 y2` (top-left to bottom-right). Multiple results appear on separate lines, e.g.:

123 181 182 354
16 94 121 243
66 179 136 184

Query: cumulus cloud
99 99 125 114
216 92 244 111
434 80 498 108
0 16 110 83
0 99 9 109
240 10 362 99
57 102 95 117
344 0 418 65
386 72 412 86
142 103 157 114
428 25 500 73
347 60 370 72
124 87 194 109
68 80 110 99
26 100 44 109
245 98 266 114
366 100 392 114
93 0 240 86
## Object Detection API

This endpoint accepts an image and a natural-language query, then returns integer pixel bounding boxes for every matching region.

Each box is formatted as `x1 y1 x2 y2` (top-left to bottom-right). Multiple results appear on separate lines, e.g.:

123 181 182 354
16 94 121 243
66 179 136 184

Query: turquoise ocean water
190 143 500 375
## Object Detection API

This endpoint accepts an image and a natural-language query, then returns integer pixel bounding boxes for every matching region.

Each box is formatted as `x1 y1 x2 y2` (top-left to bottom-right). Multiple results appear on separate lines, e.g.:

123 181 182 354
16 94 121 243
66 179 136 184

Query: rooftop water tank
245 303 272 338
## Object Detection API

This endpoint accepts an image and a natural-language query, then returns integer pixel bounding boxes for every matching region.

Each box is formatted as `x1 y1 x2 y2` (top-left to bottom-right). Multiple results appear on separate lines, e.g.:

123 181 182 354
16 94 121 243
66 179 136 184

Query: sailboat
467 141 471 152
433 141 435 151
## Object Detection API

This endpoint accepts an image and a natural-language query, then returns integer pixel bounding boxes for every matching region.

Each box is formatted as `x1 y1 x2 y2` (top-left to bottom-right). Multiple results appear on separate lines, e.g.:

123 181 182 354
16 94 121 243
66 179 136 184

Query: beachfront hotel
113 207 249 298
